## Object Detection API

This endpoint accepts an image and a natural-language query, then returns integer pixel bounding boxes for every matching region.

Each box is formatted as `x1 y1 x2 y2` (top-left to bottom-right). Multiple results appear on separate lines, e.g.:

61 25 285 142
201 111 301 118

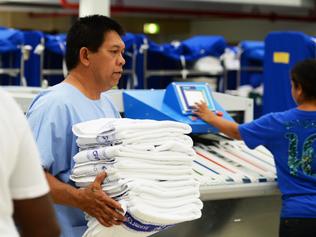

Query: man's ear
79 47 90 66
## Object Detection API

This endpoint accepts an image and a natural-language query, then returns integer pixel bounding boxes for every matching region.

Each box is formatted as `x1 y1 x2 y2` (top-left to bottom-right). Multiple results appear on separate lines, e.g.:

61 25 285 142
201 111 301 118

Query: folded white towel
76 133 193 149
115 156 192 166
128 205 201 225
105 188 128 199
119 179 199 189
70 170 120 183
106 145 195 159
71 162 116 178
71 162 192 178
73 148 116 163
135 135 193 148
73 118 193 150
127 200 202 221
71 178 119 188
73 118 192 138
70 171 194 186
127 195 203 210
110 179 200 202
113 128 191 141
154 141 195 155
128 187 200 200
119 172 194 181
101 182 127 193
114 119 191 133
83 214 169 237
73 145 194 164
126 192 201 207
102 178 201 203
114 161 192 172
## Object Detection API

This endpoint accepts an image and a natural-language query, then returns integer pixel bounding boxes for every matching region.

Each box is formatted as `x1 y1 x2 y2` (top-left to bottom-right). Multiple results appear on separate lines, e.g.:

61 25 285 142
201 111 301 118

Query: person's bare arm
193 101 242 140
13 194 60 237
45 171 126 227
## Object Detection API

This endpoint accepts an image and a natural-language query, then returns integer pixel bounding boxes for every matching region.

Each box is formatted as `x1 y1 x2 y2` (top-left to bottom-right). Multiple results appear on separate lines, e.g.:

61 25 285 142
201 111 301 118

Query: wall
0 11 72 32
114 16 191 43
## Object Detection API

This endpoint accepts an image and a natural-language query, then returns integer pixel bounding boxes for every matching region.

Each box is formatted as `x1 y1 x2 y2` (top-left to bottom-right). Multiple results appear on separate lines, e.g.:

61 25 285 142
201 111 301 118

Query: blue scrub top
27 82 120 237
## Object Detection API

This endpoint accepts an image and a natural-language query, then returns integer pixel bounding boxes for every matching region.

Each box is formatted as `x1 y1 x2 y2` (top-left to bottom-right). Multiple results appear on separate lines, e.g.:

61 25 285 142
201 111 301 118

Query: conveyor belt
192 139 279 200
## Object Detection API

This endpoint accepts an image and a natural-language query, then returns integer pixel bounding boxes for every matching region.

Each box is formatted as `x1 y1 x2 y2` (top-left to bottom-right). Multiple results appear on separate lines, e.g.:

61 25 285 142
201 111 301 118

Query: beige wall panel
0 12 72 32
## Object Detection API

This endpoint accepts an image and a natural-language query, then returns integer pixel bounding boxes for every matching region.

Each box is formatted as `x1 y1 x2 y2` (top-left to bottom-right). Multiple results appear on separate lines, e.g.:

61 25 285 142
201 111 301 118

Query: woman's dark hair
291 59 316 101
65 15 124 71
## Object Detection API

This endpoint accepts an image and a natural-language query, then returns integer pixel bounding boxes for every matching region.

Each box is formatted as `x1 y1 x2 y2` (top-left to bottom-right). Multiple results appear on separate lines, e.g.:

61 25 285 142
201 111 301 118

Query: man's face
89 31 125 91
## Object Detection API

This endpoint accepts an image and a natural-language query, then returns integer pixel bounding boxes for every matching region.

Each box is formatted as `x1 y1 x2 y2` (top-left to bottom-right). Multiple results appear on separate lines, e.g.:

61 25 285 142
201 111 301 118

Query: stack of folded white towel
70 118 203 237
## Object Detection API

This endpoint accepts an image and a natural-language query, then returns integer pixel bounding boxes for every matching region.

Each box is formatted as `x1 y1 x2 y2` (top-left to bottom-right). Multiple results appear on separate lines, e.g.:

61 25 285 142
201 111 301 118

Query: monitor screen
177 84 216 114
183 89 207 108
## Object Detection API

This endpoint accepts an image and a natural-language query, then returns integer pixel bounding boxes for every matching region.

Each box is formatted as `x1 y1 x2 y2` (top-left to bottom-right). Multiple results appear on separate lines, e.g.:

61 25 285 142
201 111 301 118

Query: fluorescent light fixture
143 23 160 34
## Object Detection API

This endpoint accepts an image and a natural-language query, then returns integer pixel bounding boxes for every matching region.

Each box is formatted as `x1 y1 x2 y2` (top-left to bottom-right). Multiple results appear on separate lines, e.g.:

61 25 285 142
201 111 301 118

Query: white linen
77 134 193 149
71 118 203 237
73 118 192 138
74 141 195 164
73 118 192 149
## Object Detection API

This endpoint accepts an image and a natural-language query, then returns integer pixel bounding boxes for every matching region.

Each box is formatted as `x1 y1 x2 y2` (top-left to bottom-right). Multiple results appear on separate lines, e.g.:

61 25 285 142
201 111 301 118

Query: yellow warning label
273 52 290 64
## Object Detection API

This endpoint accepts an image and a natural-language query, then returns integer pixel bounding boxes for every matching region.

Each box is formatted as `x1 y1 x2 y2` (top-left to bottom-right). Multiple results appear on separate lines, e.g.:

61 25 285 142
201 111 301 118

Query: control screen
183 89 207 108
176 83 216 114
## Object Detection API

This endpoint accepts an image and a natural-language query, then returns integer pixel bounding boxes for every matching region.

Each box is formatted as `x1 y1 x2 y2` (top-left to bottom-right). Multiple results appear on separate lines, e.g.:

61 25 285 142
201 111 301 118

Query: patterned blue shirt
27 82 120 237
239 108 316 218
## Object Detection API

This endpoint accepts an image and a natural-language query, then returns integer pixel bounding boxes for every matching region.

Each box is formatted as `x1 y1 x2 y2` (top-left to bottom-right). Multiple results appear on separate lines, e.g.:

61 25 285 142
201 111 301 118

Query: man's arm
13 194 60 237
45 171 126 227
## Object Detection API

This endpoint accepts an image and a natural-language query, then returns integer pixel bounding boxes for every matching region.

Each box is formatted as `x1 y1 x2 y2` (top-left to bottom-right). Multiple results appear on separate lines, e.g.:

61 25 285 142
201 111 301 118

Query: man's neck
64 70 101 100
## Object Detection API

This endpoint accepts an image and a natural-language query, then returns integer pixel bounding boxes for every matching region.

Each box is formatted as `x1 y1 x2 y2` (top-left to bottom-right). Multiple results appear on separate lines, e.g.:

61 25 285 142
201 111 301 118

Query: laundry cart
23 30 43 87
238 41 264 89
142 35 226 90
222 41 264 118
119 33 147 89
221 45 240 91
37 33 67 86
240 41 265 118
0 27 31 86
263 31 316 114
222 41 264 90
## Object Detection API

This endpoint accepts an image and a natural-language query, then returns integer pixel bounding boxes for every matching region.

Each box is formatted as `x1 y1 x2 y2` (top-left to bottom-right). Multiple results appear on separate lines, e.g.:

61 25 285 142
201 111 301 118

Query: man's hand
76 172 126 227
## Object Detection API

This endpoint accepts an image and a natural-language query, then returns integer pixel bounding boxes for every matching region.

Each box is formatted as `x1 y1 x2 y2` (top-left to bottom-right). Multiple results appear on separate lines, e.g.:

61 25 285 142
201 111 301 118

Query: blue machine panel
123 82 233 134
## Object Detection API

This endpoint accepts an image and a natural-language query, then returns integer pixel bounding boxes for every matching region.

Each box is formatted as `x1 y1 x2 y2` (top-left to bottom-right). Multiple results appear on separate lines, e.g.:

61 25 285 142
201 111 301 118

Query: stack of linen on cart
70 118 203 237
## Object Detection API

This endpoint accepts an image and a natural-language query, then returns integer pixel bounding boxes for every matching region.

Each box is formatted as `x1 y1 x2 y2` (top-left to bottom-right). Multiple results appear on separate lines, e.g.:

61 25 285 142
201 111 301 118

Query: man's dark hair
65 15 124 71
291 59 316 101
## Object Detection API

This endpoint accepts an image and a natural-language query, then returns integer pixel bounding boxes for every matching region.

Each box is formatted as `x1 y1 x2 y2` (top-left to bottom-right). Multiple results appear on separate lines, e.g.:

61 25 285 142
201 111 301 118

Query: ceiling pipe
110 5 316 22
29 12 77 18
58 0 316 22
60 0 79 9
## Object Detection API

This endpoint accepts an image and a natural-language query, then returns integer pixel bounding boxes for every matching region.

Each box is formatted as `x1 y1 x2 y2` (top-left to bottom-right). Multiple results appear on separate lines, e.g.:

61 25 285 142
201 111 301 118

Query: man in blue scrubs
27 15 126 237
